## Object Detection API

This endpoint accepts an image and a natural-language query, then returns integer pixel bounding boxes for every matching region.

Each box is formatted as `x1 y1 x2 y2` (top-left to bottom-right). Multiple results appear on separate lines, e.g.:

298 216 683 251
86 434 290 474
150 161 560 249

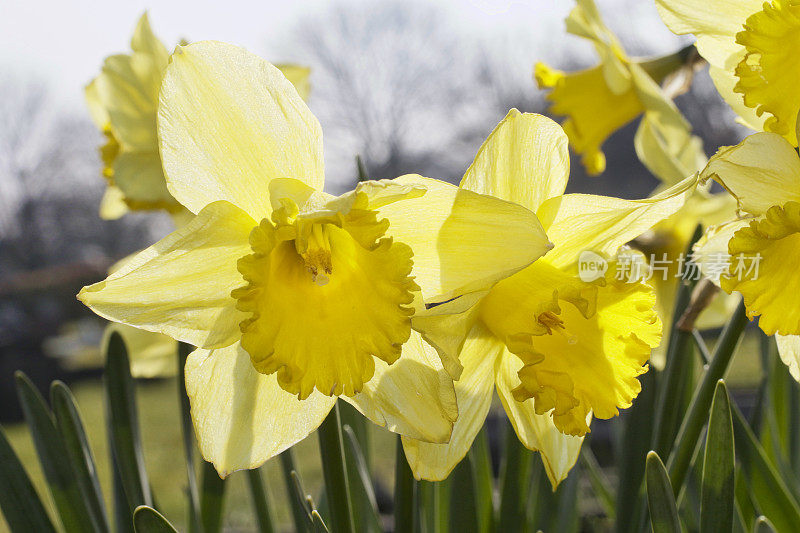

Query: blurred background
0 0 751 530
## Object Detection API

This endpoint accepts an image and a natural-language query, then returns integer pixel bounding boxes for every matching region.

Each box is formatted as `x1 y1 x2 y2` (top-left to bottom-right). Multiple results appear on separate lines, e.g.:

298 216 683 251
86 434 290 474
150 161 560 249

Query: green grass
1 377 397 532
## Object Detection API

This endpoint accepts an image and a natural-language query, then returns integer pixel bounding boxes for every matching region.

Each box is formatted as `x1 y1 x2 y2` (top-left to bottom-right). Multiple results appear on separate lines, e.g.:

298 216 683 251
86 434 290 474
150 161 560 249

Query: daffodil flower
633 191 741 368
78 41 553 477
656 0 800 146
694 131 800 379
85 13 311 220
401 110 697 484
536 0 706 181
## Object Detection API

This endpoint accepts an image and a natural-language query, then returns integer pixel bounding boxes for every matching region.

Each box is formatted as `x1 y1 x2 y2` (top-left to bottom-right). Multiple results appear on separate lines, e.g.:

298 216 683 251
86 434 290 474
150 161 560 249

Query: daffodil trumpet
79 41 553 478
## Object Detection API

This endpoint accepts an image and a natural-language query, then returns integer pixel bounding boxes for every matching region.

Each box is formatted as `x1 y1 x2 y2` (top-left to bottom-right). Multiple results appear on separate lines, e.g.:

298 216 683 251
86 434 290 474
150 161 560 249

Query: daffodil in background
85 13 311 221
694 130 800 380
399 110 697 484
536 0 706 181
79 41 554 477
655 0 799 146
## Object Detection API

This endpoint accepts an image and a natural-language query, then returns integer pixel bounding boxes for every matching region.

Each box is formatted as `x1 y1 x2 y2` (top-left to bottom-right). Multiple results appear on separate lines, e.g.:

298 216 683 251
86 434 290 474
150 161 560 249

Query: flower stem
317 402 355 533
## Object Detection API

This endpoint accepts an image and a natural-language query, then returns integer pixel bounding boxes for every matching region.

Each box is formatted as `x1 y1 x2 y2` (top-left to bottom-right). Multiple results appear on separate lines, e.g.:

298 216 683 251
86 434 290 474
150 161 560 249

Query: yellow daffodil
694 131 800 379
401 110 697 484
656 0 799 145
633 191 741 368
85 13 311 220
536 0 706 181
79 42 553 477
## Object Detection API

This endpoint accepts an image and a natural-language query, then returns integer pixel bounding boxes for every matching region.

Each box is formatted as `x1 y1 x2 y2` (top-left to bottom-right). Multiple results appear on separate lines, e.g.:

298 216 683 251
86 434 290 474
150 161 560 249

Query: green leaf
132 506 178 533
467 428 494 533
667 301 748 494
497 422 532 533
176 342 201 533
581 445 616 520
104 332 152 510
646 452 681 533
199 460 226 533
394 435 418 533
752 516 776 533
317 403 355 533
50 381 109 533
700 381 734 533
732 404 800 533
246 468 274 533
14 372 99 533
0 424 57 532
342 425 382 532
419 479 450 533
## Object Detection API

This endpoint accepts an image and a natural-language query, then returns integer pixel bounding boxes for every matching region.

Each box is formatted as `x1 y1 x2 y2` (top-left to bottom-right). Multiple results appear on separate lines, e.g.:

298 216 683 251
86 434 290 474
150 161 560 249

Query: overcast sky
0 0 680 112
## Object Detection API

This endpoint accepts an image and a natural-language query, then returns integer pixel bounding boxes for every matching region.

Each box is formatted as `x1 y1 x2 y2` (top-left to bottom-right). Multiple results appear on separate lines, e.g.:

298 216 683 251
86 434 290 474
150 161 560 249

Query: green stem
498 422 532 533
177 342 201 533
317 403 355 533
394 435 416 533
640 43 697 84
666 300 748 494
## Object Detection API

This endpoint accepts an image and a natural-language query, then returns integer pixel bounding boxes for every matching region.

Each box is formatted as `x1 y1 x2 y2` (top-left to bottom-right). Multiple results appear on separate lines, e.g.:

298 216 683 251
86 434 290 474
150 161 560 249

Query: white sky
0 0 604 112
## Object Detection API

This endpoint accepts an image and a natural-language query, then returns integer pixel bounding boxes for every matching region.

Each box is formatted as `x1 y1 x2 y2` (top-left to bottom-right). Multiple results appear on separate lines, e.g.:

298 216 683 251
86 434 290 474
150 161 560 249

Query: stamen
301 223 333 284
538 311 578 345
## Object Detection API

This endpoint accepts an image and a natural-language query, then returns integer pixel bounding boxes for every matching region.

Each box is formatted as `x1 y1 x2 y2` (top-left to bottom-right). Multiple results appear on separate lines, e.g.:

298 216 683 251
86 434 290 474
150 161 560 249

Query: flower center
232 195 419 399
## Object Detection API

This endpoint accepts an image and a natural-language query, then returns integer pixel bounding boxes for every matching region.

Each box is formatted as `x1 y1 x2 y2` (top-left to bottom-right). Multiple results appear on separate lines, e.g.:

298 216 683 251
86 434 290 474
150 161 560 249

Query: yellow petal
379 175 552 303
461 110 569 212
495 347 584 487
629 64 707 185
105 323 177 378
693 218 753 285
276 64 312 101
777 334 800 382
401 323 502 481
537 174 697 268
700 133 800 215
482 261 660 436
130 12 169 68
99 185 129 220
185 342 336 477
234 208 418 399
111 151 180 212
535 61 643 176
158 41 324 220
412 291 488 380
734 1 800 145
343 331 457 443
78 201 254 348
654 0 760 67
722 202 800 336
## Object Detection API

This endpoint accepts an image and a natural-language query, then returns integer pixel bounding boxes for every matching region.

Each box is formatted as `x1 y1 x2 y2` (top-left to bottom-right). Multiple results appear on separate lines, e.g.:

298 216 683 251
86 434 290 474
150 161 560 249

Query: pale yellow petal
708 64 767 133
158 41 324 220
777 335 800 382
700 133 800 215
99 185 129 220
185 343 336 477
537 174 697 267
693 219 753 285
654 0 760 67
105 323 177 378
412 291 488 380
379 175 552 303
78 201 254 348
343 331 457 443
111 151 176 211
130 13 169 69
401 323 502 481
460 110 569 212
495 347 584 487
